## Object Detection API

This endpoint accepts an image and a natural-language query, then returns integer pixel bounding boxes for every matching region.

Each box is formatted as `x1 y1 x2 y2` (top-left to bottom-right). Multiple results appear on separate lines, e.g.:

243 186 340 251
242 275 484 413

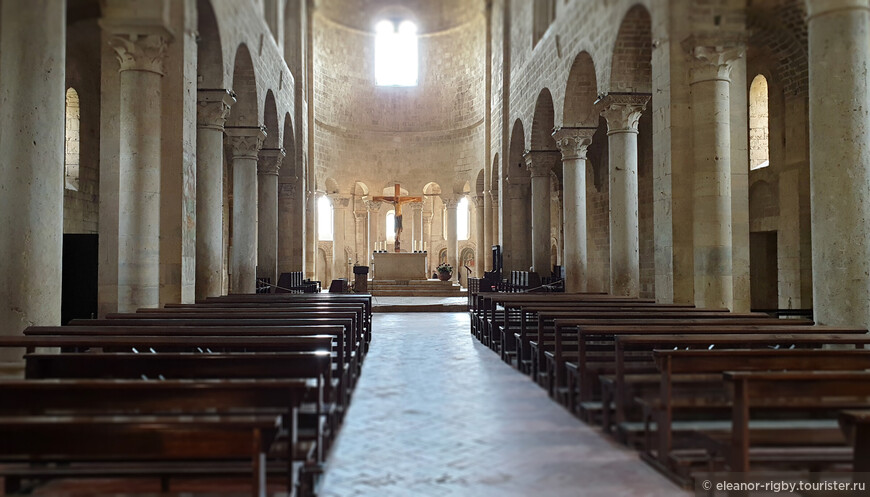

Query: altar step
368 279 466 297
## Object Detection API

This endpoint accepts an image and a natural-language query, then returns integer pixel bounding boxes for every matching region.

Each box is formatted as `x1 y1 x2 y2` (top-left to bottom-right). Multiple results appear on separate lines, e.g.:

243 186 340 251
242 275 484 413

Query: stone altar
372 252 427 280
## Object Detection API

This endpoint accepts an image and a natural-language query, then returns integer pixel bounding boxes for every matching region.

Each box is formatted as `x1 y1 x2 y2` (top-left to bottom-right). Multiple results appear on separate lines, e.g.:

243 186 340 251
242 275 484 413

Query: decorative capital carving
443 195 463 209
354 211 368 221
523 150 561 177
328 194 351 209
552 127 597 161
682 33 746 84
197 89 236 131
225 126 267 160
408 201 424 212
471 195 485 208
107 33 171 74
365 200 382 213
258 148 285 175
598 94 650 134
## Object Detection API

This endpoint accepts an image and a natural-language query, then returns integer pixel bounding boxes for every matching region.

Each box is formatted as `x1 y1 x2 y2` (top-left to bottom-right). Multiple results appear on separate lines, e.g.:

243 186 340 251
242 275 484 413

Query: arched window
64 88 80 191
386 210 396 242
749 74 770 170
317 196 333 241
375 19 418 87
457 196 469 241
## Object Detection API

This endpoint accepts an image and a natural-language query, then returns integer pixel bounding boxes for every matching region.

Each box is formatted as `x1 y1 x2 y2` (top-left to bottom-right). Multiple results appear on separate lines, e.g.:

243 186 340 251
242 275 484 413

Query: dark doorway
750 230 778 310
62 233 98 325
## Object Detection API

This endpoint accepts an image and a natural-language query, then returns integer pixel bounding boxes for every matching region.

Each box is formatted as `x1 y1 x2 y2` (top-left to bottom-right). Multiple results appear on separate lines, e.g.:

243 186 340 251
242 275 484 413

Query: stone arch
227 44 259 127
423 182 442 196
353 181 369 197
475 169 485 196
563 52 598 127
608 4 652 94
530 89 557 150
197 0 224 89
508 119 528 182
324 177 340 194
262 90 280 149
280 113 295 179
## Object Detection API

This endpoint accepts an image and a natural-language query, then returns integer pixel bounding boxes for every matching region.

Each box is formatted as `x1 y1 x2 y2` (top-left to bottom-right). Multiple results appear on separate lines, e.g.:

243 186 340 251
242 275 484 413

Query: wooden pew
649 349 870 479
0 414 280 497
839 410 870 473
0 378 317 495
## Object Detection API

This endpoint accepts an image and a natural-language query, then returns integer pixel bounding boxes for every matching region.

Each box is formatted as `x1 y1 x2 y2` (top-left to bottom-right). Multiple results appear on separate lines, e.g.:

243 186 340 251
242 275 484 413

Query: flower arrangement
436 262 453 274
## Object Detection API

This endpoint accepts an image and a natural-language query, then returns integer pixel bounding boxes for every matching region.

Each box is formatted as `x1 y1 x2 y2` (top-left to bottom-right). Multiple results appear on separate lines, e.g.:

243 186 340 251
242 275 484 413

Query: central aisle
320 312 689 497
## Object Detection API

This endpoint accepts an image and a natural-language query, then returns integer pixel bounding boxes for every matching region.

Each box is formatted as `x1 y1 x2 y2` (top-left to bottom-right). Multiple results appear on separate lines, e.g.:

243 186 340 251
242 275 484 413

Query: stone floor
320 312 689 497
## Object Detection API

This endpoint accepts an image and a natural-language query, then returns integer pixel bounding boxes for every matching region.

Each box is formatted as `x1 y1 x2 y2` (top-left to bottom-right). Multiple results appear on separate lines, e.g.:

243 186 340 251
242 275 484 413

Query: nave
320 312 682 497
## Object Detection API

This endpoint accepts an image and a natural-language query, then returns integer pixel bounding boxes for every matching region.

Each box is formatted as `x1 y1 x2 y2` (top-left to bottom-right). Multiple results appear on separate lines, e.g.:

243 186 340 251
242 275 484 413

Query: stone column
354 210 367 264
257 148 284 287
195 90 235 300
483 191 493 270
553 127 596 293
684 35 743 309
474 195 486 277
444 196 460 282
422 210 434 273
305 190 317 279
330 194 351 281
599 95 649 298
102 23 172 311
225 127 266 294
524 150 560 275
507 181 531 271
490 190 499 259
410 202 423 251
806 0 870 328
366 200 382 260
0 1 65 369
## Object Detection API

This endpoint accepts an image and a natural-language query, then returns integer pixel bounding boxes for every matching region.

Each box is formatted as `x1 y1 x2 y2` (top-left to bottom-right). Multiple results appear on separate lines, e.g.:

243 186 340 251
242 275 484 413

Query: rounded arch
530 89 557 150
279 113 295 179
197 0 224 88
227 44 259 127
475 169 485 196
263 90 280 149
324 177 340 194
453 180 471 195
609 5 652 93
423 182 442 196
508 119 528 182
353 181 369 196
749 74 770 170
563 52 598 127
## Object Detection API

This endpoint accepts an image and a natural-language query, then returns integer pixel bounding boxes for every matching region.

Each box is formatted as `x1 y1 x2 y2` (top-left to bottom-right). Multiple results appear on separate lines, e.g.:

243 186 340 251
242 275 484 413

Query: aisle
320 312 688 497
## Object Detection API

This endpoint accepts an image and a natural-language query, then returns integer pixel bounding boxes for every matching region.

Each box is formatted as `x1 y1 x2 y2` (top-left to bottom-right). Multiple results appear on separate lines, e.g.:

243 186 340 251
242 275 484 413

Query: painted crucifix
372 183 422 253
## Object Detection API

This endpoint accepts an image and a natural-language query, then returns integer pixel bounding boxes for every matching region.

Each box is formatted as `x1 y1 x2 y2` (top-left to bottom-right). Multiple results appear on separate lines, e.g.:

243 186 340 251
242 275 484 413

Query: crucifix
372 183 422 253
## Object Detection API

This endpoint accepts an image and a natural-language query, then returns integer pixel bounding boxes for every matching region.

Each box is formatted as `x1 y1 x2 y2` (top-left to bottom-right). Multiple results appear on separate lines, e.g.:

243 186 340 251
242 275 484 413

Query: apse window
386 210 396 242
375 19 418 87
317 195 333 241
64 87 80 191
457 196 469 241
749 74 770 170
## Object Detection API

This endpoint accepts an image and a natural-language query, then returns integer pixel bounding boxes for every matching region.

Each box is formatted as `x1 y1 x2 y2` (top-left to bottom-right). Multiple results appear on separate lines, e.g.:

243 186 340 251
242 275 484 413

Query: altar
372 252 427 280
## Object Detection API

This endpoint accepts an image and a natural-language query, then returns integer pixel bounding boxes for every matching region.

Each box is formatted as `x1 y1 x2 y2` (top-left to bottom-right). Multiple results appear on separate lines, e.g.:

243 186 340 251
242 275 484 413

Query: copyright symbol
702 480 713 491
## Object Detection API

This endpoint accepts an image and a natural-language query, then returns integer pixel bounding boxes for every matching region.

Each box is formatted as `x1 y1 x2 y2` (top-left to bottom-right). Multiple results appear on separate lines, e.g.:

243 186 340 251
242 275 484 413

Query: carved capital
365 200 382 213
107 33 170 74
197 89 236 131
258 148 286 175
408 201 424 213
443 195 462 209
328 194 351 209
683 33 746 84
552 127 596 161
598 94 650 134
354 211 368 222
523 150 561 177
471 195 485 208
225 126 267 160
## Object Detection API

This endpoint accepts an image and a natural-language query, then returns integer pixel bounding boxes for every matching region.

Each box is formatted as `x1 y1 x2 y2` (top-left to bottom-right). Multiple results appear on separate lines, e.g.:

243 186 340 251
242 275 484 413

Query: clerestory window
375 19 418 87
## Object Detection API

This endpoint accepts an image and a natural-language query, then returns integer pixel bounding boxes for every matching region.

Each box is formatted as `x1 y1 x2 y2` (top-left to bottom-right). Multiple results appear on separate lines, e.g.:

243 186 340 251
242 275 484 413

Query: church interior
1 0 870 495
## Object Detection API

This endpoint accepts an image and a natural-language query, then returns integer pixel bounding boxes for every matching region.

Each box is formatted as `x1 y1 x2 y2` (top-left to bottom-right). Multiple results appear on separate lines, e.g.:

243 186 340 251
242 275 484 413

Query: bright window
749 74 770 170
65 88 80 191
458 196 469 241
386 210 396 242
317 196 333 241
375 19 418 87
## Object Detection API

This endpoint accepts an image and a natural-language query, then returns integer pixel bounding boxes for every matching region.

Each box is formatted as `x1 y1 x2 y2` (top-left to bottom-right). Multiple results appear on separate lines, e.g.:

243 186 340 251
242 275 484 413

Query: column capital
682 33 746 84
225 126 267 160
409 201 424 212
354 210 368 221
552 127 597 161
258 148 285 175
471 194 485 208
806 0 870 20
443 194 463 209
598 94 650 134
105 32 172 75
523 150 562 177
365 199 383 213
328 193 352 209
197 89 236 131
